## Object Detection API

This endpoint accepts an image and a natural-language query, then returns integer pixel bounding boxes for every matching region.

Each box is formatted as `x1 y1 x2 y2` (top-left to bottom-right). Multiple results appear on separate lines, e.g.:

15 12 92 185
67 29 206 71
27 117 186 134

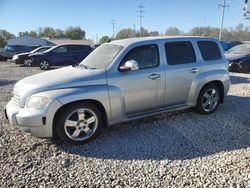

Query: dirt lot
0 61 250 187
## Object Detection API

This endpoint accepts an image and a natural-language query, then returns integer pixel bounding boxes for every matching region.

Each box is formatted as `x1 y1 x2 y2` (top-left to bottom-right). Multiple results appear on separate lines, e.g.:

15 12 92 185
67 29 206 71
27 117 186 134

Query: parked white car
5 36 230 144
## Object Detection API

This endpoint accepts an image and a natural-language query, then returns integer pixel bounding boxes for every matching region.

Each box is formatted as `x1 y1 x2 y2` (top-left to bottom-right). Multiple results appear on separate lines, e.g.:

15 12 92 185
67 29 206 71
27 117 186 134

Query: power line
218 0 230 41
137 3 146 37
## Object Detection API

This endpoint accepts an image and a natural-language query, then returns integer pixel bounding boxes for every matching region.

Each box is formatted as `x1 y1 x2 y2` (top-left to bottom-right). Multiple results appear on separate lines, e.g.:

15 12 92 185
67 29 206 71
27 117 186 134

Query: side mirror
119 60 139 72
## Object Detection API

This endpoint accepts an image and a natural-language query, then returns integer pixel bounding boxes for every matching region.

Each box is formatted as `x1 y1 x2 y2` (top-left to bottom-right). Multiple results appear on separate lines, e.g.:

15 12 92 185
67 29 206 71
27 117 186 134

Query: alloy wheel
64 108 98 141
201 88 219 112
40 60 50 70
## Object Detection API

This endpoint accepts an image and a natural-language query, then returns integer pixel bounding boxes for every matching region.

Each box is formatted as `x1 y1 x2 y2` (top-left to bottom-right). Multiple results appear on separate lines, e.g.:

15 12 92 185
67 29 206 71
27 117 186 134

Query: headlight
26 96 50 110
12 55 18 60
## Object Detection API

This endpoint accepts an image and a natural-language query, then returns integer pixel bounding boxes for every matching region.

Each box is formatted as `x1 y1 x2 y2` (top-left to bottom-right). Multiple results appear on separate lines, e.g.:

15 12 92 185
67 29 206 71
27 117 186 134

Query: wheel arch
52 99 108 137
198 80 225 104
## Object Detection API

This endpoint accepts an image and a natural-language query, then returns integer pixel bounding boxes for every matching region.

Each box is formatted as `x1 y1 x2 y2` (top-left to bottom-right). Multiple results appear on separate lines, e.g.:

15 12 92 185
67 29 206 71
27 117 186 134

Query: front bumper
12 58 23 64
5 99 62 138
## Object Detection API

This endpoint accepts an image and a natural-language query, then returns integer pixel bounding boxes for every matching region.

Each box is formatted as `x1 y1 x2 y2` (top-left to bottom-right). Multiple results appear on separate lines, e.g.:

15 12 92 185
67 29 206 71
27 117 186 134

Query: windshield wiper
72 63 79 67
77 64 89 69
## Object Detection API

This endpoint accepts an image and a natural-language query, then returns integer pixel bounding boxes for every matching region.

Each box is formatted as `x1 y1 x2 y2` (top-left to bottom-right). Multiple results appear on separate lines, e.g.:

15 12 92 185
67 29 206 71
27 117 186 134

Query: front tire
195 84 221 115
40 60 50 70
23 59 32 67
55 102 103 145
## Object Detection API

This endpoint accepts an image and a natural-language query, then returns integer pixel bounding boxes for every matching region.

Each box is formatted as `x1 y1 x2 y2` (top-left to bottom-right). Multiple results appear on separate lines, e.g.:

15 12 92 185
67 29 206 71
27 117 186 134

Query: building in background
7 35 55 46
47 38 93 46
7 35 93 47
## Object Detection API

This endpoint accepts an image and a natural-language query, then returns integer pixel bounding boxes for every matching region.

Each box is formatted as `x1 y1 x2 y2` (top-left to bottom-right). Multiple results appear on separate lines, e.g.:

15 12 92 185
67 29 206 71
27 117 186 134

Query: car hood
16 52 30 57
225 53 249 61
14 66 107 107
29 52 47 57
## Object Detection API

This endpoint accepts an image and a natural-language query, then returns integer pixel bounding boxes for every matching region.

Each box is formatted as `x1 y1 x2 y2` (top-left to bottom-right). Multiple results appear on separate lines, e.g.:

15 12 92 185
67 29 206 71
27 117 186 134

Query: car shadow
54 95 250 161
230 75 250 84
0 79 17 86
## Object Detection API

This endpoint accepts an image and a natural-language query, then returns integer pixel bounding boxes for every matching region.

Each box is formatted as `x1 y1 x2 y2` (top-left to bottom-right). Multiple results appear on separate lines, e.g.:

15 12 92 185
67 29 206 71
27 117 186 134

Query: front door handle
149 73 160 80
189 68 200 74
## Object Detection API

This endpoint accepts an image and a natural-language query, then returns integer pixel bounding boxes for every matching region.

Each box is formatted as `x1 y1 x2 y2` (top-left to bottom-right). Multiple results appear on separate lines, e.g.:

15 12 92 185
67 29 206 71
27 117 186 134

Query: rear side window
165 42 196 65
198 41 222 61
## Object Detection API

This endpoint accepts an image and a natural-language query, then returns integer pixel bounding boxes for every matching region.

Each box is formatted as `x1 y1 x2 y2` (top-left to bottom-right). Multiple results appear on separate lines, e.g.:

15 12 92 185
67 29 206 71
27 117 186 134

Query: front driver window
122 44 159 69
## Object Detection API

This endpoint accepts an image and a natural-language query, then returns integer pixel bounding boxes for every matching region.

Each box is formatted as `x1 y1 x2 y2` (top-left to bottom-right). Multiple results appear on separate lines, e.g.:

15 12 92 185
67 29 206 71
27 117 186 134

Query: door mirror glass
120 60 139 72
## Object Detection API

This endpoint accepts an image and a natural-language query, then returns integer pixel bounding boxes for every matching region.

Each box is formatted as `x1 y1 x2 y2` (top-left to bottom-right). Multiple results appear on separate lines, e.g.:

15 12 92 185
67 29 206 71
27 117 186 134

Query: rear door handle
189 68 200 74
149 73 160 80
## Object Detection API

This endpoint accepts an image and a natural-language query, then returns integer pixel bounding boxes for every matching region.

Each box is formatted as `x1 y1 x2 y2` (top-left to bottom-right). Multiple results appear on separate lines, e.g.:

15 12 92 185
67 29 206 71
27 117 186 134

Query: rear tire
40 60 50 70
195 84 221 115
54 102 103 145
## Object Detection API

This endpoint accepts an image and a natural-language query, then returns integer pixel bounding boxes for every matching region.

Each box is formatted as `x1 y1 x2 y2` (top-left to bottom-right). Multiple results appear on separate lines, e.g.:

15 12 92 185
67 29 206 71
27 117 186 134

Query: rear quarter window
198 41 222 61
165 41 196 65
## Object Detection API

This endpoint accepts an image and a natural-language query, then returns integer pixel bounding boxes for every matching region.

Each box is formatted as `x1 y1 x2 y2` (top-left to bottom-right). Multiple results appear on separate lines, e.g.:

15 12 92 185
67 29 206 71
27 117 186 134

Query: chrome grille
13 88 20 106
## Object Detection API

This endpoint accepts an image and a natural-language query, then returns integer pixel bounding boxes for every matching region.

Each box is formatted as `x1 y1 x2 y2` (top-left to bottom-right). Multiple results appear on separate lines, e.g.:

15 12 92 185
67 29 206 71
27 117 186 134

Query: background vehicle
5 37 230 144
0 45 39 60
91 44 100 50
220 41 242 52
29 44 93 70
225 44 250 73
12 46 51 66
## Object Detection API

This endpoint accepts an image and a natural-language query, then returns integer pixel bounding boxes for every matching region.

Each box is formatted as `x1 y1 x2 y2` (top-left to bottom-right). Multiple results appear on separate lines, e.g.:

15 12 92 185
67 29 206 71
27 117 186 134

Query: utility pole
111 17 116 39
218 0 229 41
137 3 146 37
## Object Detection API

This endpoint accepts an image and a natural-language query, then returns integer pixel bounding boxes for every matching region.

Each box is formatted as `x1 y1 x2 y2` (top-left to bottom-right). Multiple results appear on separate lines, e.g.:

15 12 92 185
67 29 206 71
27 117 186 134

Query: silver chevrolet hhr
5 36 230 144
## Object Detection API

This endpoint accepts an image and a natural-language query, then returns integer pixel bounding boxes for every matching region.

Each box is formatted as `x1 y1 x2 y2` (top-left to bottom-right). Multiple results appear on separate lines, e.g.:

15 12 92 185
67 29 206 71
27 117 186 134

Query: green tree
55 29 65 38
99 36 110 44
116 28 135 39
165 27 183 36
0 30 15 48
39 27 57 38
29 31 38 37
135 27 149 37
19 31 38 37
65 26 85 39
148 31 159 36
18 31 29 36
189 26 219 38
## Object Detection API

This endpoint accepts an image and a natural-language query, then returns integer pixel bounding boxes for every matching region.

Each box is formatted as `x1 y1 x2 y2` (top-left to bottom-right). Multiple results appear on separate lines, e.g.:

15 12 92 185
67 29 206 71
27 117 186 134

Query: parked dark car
0 45 39 61
29 44 93 70
12 46 52 65
220 41 242 52
91 44 100 49
225 44 250 73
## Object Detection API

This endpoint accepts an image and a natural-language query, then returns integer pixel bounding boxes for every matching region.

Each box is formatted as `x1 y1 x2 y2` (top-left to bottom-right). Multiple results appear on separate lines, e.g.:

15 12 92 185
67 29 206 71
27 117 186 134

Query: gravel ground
0 61 249 188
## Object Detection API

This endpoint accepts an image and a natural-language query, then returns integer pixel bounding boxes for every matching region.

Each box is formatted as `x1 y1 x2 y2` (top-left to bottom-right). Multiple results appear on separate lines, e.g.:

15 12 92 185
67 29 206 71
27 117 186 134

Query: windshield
79 43 123 69
42 45 58 53
30 47 49 53
226 45 250 54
